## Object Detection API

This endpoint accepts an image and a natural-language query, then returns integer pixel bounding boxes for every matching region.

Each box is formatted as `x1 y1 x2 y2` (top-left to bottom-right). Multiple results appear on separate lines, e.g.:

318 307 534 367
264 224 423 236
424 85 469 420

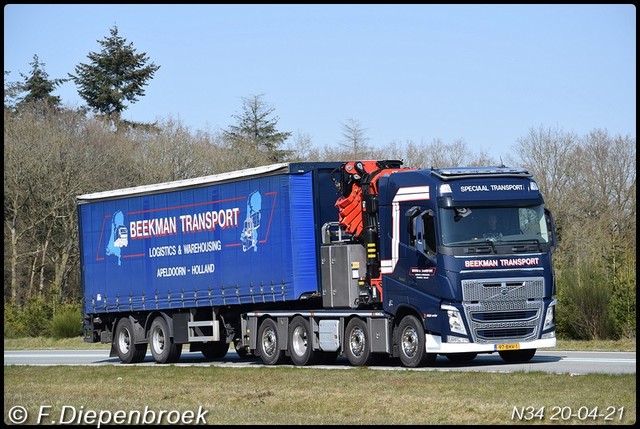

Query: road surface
4 349 635 375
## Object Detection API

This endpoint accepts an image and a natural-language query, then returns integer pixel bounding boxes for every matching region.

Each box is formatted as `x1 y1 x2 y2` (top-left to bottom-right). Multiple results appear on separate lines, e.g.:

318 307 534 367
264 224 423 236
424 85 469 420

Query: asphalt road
4 349 636 375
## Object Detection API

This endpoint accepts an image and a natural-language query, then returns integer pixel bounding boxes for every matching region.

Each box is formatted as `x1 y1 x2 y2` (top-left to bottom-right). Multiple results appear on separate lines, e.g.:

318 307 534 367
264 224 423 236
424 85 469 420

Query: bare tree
514 126 636 340
397 138 477 169
284 131 319 162
513 126 580 230
4 107 123 303
4 71 22 110
339 118 372 159
577 129 636 237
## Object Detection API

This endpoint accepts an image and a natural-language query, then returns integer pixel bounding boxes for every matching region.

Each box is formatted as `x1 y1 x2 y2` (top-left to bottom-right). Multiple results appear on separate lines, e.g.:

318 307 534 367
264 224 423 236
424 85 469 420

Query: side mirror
545 208 557 253
406 206 435 261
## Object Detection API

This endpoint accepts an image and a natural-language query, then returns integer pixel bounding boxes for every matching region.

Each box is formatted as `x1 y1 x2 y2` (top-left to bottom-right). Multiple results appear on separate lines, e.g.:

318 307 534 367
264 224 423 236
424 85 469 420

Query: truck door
405 205 438 289
387 205 438 298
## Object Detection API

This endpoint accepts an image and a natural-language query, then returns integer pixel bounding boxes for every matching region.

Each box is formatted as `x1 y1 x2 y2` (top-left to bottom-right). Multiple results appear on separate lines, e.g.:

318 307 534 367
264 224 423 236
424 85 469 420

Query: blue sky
4 4 636 157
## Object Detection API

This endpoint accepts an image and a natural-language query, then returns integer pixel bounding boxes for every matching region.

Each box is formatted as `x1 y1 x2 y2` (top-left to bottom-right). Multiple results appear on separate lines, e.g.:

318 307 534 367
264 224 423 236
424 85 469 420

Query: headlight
442 305 468 336
543 299 557 331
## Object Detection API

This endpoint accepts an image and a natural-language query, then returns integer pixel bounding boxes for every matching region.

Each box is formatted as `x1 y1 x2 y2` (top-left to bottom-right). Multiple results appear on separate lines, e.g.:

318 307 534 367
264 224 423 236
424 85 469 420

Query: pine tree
14 55 67 112
223 94 292 163
69 25 160 128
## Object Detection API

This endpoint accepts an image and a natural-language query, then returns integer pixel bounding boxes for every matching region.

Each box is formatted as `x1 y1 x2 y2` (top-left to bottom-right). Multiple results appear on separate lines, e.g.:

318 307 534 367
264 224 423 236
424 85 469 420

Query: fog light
447 336 469 343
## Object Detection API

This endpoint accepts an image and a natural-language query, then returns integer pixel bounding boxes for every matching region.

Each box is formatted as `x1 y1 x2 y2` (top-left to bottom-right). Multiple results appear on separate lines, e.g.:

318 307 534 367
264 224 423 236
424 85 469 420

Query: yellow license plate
497 343 520 351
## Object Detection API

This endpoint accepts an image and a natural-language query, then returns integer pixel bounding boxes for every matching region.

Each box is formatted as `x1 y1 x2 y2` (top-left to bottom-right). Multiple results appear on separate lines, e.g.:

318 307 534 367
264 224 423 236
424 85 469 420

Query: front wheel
149 316 182 364
114 317 147 364
499 348 536 363
396 315 435 368
345 318 373 366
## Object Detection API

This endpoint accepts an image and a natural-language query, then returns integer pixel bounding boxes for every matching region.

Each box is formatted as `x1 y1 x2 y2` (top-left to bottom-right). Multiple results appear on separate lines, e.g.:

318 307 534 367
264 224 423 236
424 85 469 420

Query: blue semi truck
78 160 557 367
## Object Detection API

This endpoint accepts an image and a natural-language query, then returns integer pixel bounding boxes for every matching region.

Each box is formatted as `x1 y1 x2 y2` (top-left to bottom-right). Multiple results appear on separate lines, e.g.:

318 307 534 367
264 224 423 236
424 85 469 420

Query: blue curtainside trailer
78 163 339 314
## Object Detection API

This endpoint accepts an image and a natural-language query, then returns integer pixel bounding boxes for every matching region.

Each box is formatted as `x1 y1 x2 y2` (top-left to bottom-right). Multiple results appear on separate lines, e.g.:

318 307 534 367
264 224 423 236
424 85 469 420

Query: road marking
561 357 636 363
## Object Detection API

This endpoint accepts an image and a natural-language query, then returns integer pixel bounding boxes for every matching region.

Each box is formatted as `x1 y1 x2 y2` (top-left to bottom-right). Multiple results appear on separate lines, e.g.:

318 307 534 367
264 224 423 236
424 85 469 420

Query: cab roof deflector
430 167 532 181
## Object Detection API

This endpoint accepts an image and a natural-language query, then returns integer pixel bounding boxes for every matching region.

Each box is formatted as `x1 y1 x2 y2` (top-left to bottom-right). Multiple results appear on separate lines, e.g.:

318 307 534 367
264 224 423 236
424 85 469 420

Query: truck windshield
439 205 550 245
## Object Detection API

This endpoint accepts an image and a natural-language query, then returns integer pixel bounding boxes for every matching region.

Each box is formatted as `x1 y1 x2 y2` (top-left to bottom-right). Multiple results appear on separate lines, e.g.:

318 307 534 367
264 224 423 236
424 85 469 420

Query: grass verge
3 366 636 425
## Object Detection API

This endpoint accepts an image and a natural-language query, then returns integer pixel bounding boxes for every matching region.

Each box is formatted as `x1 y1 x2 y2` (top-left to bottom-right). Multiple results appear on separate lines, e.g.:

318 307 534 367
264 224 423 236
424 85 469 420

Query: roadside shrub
556 264 613 340
3 303 26 338
51 304 83 338
608 248 636 340
5 297 55 337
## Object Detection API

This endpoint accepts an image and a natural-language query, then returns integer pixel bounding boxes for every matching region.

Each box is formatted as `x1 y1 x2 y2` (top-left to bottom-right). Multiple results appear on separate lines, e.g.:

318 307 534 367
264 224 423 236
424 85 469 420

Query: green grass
3 336 110 350
555 338 636 352
4 336 636 424
3 366 635 425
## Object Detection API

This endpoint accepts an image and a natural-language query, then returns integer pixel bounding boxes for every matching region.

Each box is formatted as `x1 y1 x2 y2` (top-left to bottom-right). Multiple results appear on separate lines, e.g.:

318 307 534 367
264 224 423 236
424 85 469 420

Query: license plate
497 343 520 351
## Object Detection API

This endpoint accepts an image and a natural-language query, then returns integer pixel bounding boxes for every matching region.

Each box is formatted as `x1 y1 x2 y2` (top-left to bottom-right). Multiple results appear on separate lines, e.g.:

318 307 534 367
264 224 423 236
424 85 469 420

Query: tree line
4 26 635 340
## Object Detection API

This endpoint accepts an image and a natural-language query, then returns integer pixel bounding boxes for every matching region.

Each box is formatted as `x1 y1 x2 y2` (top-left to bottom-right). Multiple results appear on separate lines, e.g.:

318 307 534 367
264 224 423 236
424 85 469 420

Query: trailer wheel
396 315 435 368
499 348 536 363
114 318 147 364
149 317 182 364
257 318 285 365
288 316 320 366
200 325 229 360
345 317 373 366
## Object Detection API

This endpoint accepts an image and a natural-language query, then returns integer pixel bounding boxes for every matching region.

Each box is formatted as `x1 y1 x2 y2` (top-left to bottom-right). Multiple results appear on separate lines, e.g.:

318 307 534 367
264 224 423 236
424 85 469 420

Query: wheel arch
143 311 174 340
113 313 147 344
392 304 424 330
252 314 290 355
391 304 425 357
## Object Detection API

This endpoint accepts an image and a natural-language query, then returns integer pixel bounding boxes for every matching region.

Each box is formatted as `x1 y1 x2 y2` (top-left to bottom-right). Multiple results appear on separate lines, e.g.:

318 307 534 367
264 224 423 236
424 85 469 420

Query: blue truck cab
374 166 557 363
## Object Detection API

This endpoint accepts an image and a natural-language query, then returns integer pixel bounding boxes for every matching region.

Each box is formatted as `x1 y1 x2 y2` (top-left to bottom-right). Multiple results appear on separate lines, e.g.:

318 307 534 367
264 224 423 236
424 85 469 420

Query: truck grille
461 277 544 343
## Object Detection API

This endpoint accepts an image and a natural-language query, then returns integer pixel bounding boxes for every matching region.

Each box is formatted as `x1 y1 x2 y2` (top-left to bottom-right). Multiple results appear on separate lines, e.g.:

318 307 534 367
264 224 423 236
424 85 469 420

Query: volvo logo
485 282 525 301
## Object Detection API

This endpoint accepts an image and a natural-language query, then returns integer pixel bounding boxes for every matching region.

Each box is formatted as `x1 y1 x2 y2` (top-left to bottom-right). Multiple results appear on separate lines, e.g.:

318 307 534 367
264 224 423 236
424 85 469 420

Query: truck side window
423 213 436 254
406 206 421 247
407 207 436 258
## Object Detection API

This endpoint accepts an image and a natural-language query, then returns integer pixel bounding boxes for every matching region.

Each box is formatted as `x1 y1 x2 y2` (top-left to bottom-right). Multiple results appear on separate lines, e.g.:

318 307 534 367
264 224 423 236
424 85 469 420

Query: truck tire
234 339 250 358
396 315 435 368
149 317 182 364
257 318 285 365
288 316 320 366
345 317 373 366
114 318 147 364
200 324 229 360
499 348 536 363
201 341 229 360
320 351 339 364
